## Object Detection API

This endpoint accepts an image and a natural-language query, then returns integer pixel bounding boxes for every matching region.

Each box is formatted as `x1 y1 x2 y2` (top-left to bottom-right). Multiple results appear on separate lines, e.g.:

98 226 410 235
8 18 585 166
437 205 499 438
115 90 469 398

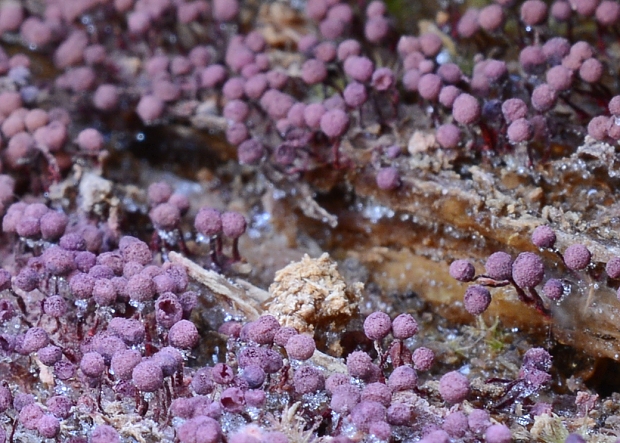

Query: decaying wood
168 251 348 373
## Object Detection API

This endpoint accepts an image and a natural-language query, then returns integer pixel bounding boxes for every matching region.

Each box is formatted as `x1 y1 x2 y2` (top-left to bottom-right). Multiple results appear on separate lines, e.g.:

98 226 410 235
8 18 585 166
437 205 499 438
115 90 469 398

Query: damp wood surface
329 139 620 361
124 121 620 363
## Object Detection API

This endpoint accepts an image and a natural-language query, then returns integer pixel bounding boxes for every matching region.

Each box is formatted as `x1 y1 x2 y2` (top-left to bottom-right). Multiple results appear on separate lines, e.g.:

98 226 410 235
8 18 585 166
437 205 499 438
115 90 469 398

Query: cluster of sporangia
0 174 254 441
0 168 553 442
449 224 620 317
168 312 555 443
0 183 562 441
0 0 618 197
0 0 617 441
0 301 556 443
